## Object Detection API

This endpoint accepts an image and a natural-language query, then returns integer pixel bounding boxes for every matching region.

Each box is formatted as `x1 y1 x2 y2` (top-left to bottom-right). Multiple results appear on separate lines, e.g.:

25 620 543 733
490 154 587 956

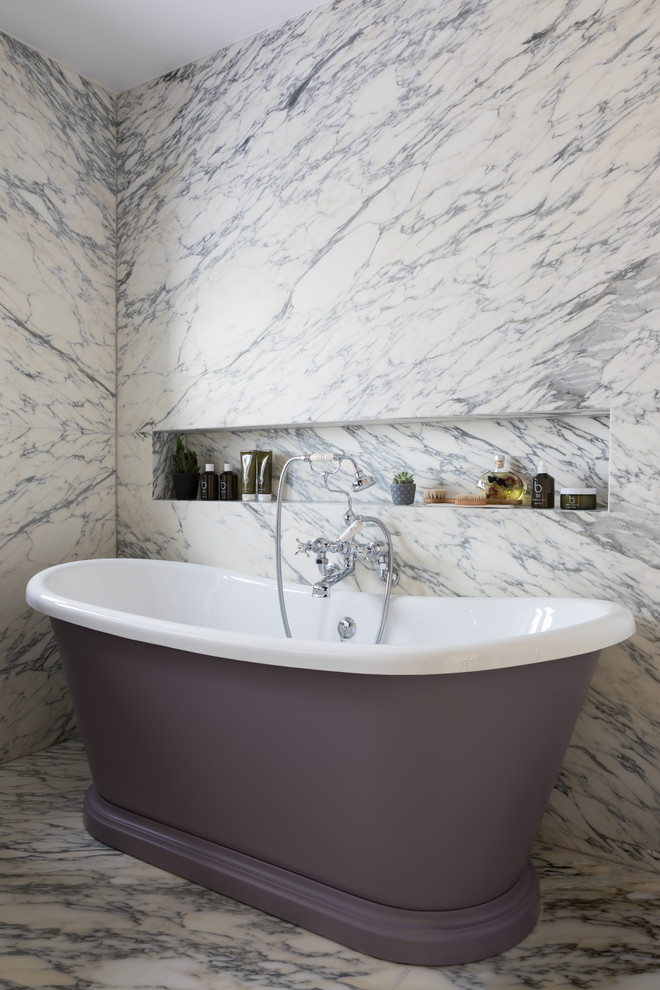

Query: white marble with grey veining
116 0 660 429
0 33 116 763
114 0 660 880
0 0 657 936
150 413 611 503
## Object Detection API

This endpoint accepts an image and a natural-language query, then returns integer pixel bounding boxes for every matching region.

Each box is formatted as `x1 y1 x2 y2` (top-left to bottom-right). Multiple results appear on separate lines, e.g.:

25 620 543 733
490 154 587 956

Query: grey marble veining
114 0 660 880
1 740 659 990
0 0 655 936
0 33 116 763
116 0 660 430
152 413 610 504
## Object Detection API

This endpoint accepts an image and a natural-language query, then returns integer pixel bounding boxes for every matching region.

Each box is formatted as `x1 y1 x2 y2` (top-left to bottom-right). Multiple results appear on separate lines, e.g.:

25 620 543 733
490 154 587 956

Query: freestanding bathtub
26 558 635 965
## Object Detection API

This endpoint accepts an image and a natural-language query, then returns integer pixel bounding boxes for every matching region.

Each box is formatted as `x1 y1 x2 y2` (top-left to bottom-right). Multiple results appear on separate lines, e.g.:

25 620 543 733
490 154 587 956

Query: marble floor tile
0 741 658 990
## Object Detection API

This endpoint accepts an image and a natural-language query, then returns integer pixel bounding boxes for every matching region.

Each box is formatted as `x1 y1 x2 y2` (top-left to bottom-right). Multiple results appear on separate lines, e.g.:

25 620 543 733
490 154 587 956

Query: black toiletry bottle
531 459 555 509
200 463 218 501
219 462 238 501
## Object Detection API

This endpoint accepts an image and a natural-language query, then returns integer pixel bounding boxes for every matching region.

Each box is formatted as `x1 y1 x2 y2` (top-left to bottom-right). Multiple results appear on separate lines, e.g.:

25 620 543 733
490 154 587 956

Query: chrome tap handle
359 540 387 561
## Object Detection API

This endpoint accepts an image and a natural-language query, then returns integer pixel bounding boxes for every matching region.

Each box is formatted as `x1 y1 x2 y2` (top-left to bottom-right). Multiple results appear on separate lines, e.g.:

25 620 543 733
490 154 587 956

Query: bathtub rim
26 557 635 676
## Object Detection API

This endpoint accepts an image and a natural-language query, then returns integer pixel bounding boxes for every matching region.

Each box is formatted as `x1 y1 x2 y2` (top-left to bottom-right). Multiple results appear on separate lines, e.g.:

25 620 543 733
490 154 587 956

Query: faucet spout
312 561 356 598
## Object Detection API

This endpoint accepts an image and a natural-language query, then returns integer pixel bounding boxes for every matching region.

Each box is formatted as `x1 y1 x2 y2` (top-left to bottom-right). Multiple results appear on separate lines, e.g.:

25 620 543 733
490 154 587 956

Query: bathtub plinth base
84 785 540 966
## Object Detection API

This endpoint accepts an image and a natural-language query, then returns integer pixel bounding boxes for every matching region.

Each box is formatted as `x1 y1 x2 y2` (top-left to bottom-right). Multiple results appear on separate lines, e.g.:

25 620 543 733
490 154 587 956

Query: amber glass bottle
531 460 555 509
200 463 218 500
219 463 238 501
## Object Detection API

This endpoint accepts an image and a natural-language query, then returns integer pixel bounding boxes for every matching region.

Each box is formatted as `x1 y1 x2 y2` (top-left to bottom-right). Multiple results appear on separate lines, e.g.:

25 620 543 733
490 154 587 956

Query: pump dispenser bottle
477 453 524 501
531 460 555 509
200 463 218 500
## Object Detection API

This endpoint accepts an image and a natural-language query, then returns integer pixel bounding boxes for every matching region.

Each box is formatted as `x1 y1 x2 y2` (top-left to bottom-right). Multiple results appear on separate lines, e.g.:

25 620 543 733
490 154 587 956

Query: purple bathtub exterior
51 616 600 965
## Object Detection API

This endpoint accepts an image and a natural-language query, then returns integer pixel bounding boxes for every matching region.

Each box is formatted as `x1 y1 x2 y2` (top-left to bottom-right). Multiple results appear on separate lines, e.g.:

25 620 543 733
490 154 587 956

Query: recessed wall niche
153 412 610 508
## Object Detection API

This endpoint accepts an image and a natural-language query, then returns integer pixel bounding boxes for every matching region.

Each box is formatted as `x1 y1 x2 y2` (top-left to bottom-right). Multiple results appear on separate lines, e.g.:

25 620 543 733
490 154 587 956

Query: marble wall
116 0 659 873
1 0 656 877
0 35 116 763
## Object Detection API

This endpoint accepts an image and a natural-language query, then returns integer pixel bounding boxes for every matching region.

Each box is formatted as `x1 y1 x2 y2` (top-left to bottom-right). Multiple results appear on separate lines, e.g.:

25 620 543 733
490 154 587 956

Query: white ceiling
0 0 331 93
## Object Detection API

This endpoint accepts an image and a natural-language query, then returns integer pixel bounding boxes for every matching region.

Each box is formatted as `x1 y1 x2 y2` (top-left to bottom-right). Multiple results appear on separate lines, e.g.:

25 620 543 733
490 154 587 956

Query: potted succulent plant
391 470 416 505
171 435 200 500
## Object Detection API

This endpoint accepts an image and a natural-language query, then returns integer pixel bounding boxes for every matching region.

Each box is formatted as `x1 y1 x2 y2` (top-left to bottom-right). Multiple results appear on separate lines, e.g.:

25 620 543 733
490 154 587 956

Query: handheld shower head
352 472 374 492
347 457 375 492
307 451 374 491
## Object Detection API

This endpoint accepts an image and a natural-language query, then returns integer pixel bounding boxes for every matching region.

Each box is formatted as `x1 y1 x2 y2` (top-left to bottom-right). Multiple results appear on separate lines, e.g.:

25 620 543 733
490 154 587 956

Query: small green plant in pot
391 471 416 505
172 435 200 500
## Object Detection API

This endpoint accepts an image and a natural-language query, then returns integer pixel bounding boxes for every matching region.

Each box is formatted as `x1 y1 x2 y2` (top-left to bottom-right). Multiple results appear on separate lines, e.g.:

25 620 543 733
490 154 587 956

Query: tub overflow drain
337 617 356 641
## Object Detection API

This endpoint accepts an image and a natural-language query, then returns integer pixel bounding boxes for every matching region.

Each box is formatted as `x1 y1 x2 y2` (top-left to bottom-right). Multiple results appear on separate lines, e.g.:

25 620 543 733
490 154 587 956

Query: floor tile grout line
389 965 412 990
